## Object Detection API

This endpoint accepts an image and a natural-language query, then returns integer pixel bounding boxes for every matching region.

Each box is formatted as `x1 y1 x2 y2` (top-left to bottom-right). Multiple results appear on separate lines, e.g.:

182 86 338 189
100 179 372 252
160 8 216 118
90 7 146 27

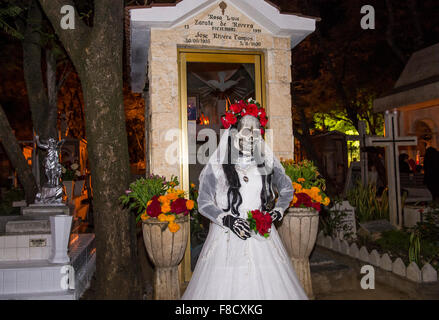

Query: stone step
0 290 76 300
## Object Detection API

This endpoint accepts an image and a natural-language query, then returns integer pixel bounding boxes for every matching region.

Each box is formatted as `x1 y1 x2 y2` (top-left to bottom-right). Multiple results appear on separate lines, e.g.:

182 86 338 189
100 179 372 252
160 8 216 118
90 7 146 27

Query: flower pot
63 180 74 203
277 207 319 299
49 215 73 264
142 215 189 300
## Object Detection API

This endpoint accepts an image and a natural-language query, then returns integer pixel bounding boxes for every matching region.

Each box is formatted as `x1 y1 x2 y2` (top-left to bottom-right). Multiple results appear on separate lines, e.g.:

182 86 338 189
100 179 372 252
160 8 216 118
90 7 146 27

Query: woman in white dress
182 110 308 300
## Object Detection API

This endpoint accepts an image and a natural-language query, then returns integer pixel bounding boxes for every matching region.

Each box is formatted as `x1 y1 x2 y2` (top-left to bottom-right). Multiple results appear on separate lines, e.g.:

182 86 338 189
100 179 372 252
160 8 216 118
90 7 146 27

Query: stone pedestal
142 216 189 300
22 204 70 218
278 207 319 299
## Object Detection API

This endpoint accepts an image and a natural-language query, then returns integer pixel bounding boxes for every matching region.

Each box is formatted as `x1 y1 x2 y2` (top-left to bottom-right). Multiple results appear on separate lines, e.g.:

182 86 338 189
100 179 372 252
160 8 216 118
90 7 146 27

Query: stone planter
142 215 189 300
49 215 73 264
277 207 319 299
63 180 74 203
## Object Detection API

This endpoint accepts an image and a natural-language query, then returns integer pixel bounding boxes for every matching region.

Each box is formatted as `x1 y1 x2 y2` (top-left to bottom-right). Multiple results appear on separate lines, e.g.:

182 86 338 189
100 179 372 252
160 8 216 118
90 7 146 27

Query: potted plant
278 159 330 299
61 162 81 203
120 175 193 300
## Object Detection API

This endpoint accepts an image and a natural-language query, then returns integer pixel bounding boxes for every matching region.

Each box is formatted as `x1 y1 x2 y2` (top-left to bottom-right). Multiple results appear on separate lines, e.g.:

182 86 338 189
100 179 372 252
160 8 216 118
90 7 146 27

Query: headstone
403 205 432 228
359 246 369 263
359 219 395 241
330 201 357 240
5 220 50 234
392 258 406 277
369 250 381 266
379 253 393 271
421 263 438 282
365 111 417 228
406 262 422 282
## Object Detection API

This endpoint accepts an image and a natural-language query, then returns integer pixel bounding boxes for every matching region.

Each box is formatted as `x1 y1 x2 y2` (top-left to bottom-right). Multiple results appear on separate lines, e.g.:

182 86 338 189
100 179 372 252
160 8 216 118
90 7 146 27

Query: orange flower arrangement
121 175 196 233
282 159 330 212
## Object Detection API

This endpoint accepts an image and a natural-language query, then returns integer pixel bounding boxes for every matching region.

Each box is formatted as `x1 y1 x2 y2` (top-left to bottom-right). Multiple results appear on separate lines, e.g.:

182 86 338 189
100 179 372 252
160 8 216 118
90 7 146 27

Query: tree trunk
0 104 38 204
38 0 143 299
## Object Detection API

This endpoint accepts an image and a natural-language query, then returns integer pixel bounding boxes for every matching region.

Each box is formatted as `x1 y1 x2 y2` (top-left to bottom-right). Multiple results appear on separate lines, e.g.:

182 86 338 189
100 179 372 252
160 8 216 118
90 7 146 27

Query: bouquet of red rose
247 209 272 238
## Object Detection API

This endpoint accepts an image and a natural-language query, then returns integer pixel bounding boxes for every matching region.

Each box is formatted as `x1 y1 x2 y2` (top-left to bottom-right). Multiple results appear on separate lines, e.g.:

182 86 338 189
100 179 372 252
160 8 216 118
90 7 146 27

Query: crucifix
365 110 417 228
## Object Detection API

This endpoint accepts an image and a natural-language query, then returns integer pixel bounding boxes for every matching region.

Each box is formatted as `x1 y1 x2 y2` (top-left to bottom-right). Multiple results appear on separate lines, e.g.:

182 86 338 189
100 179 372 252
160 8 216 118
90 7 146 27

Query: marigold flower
168 222 180 233
166 192 179 201
297 178 305 182
292 182 302 192
147 200 152 206
161 202 171 213
186 200 195 210
140 212 149 221
190 183 196 188
158 214 168 222
166 215 176 222
158 195 168 204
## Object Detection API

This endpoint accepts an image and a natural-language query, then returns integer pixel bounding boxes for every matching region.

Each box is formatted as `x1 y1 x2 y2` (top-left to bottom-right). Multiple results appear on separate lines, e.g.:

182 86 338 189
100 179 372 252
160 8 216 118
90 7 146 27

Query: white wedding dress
182 161 308 300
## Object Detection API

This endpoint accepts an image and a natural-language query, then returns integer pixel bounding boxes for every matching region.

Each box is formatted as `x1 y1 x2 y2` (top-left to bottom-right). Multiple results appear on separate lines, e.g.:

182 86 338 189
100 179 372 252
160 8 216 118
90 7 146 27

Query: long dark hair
222 133 242 216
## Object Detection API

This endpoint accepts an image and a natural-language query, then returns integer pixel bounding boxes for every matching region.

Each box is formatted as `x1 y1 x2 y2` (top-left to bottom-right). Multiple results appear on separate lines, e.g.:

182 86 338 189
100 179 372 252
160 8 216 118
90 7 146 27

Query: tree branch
38 0 91 65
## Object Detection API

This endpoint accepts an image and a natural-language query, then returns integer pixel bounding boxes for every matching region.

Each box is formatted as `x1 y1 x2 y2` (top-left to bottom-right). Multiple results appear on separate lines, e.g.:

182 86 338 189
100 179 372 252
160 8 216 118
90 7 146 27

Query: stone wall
147 2 294 180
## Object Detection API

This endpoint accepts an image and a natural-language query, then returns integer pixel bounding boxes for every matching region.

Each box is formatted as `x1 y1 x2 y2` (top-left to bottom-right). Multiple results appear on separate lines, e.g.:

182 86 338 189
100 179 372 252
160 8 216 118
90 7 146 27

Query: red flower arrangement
221 99 268 134
293 192 321 212
247 209 272 238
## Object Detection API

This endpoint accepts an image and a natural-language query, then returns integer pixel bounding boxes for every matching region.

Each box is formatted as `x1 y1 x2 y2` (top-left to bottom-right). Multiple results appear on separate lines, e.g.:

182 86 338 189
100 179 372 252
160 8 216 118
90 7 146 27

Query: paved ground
316 285 411 300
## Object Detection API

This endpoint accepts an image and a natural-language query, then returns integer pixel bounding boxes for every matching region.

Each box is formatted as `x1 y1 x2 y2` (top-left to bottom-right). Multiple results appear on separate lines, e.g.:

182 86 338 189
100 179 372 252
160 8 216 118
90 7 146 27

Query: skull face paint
233 115 262 158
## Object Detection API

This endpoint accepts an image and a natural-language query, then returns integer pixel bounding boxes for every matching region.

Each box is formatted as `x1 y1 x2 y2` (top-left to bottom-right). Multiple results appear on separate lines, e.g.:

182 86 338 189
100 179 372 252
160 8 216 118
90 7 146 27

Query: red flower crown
221 99 268 134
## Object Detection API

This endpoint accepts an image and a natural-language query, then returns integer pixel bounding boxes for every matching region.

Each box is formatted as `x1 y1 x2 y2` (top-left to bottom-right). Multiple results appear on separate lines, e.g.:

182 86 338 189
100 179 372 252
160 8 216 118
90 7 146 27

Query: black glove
222 214 251 240
269 209 283 223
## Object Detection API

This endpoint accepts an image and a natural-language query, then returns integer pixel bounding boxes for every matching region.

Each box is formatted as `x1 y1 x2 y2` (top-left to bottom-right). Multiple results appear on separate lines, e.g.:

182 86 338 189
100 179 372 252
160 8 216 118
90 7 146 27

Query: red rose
230 103 242 114
225 112 237 125
147 196 161 218
311 202 321 212
259 116 268 127
248 210 272 236
260 128 265 135
221 116 231 129
245 104 259 117
294 193 313 208
171 198 189 215
258 108 266 118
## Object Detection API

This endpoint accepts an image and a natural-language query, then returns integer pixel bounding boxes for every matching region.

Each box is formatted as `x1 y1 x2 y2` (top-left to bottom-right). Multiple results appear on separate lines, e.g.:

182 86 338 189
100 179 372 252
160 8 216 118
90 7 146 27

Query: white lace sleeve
272 166 294 214
198 164 228 226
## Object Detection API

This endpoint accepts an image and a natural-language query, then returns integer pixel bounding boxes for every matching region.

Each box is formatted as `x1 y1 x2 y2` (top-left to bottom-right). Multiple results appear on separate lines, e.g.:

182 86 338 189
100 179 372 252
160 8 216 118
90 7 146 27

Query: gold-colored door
178 49 265 284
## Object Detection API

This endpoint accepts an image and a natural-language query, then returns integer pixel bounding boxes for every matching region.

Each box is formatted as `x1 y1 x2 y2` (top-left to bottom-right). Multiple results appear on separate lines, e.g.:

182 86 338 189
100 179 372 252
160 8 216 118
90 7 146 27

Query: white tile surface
4 236 17 248
29 247 43 260
16 235 29 248
17 248 30 261
4 248 16 260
